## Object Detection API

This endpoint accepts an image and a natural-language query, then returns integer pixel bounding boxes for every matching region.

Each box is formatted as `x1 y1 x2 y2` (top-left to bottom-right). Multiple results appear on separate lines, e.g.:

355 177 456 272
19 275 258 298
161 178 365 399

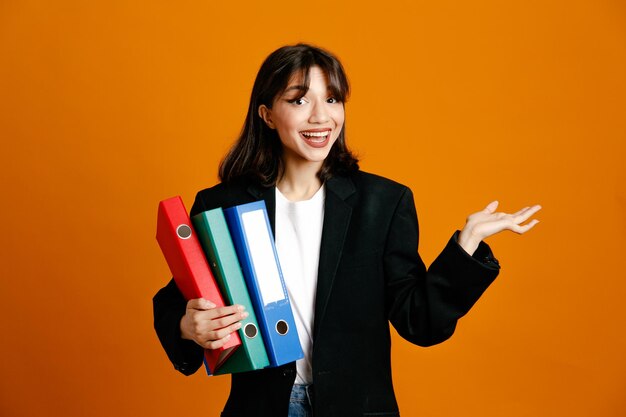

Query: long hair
219 43 359 186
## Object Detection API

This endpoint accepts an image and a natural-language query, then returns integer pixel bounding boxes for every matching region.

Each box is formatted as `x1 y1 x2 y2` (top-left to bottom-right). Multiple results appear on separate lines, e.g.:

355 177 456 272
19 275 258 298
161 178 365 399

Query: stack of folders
157 196 304 376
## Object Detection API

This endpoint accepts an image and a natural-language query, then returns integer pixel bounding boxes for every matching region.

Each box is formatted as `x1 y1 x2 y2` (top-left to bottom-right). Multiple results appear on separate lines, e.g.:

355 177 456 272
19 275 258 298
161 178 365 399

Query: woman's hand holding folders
180 298 248 350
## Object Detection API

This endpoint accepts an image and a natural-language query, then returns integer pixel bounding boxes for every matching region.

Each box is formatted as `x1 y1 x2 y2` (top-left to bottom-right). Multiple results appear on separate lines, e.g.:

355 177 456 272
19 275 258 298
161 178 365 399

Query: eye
327 97 340 104
287 98 306 105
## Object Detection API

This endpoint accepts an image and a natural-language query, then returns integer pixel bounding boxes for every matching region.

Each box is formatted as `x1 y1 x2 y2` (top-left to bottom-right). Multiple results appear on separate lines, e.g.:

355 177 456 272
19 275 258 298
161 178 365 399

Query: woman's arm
384 189 537 347
153 279 204 375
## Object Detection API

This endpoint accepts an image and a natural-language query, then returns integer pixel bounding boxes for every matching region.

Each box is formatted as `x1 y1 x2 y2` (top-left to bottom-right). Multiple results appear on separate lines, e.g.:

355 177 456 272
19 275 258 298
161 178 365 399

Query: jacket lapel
313 176 355 338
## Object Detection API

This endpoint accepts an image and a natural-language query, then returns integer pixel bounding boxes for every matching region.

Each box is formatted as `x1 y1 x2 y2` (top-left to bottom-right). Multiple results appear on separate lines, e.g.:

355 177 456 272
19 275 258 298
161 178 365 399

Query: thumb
187 298 216 310
484 200 499 213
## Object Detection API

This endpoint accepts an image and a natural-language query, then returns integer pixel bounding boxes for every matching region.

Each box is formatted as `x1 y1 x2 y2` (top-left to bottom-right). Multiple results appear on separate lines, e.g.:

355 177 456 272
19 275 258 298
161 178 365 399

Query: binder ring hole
244 323 258 339
276 320 289 335
176 224 192 239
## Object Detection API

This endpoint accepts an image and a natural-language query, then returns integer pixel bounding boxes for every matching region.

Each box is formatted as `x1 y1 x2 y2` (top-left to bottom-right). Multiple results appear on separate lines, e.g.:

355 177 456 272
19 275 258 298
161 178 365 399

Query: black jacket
153 171 500 416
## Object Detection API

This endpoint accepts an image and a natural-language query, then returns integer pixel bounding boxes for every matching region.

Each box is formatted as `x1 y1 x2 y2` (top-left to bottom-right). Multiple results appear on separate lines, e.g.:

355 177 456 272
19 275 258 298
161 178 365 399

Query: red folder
156 196 241 374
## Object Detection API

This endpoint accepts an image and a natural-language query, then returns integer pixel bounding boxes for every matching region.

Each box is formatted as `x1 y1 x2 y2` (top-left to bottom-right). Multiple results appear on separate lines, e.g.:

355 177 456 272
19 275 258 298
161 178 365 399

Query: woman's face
259 66 345 170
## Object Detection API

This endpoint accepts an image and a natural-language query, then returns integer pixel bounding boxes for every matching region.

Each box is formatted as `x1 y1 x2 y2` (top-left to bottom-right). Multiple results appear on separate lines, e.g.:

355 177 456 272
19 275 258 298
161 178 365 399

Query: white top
274 185 325 385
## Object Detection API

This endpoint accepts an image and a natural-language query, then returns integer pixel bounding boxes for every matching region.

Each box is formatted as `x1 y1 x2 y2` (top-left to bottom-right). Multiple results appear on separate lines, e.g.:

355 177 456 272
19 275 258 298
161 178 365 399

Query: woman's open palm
458 201 542 255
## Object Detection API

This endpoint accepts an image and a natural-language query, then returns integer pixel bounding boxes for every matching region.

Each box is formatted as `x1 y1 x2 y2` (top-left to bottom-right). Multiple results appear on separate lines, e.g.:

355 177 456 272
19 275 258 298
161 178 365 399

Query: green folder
192 208 270 374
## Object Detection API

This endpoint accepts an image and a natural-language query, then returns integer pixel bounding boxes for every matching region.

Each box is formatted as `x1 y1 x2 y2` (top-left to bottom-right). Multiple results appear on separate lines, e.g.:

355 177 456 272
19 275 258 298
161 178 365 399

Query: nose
308 99 330 124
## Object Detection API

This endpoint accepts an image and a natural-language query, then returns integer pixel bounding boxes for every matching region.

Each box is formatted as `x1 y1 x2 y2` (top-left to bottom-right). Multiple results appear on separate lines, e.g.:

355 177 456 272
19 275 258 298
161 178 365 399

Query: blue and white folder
223 201 304 367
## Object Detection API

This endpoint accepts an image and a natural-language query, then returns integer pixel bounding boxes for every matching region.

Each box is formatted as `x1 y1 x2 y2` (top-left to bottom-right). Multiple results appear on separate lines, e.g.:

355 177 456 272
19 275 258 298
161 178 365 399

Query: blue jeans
288 384 313 417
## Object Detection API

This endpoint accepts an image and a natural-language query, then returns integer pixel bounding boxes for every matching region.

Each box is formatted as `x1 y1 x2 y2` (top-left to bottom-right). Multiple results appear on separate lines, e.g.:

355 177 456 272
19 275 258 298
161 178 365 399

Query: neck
277 160 323 201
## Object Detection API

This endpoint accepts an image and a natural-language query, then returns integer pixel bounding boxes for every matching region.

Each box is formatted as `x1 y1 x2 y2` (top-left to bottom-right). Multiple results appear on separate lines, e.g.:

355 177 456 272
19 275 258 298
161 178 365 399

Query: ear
258 105 276 129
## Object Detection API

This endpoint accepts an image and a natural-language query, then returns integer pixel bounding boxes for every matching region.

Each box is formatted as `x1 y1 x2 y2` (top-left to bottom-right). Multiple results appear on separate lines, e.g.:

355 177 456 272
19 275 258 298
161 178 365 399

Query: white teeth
301 131 329 137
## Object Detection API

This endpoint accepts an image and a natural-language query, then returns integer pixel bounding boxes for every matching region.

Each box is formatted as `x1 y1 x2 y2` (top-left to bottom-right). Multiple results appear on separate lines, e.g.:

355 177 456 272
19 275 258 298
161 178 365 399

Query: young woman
153 44 541 417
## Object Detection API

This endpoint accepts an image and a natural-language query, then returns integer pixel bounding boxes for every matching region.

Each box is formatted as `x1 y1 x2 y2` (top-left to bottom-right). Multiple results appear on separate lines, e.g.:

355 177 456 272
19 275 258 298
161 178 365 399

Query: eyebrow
283 85 307 94
282 85 334 95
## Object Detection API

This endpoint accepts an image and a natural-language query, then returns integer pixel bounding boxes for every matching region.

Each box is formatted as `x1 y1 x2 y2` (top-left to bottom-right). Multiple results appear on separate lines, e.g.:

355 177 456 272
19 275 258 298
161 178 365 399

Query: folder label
241 210 285 305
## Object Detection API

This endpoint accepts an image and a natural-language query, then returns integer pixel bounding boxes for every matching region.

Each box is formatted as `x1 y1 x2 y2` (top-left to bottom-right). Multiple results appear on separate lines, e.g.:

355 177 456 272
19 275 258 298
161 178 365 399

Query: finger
512 219 540 234
187 298 216 311
208 310 249 330
484 200 499 214
202 333 237 350
200 323 246 349
209 321 244 341
186 307 246 333
205 304 246 320
512 204 542 224
511 206 530 217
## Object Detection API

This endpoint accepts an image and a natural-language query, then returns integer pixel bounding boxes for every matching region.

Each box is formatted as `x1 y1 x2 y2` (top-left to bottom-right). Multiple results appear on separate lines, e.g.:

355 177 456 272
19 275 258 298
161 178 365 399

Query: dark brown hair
218 43 359 186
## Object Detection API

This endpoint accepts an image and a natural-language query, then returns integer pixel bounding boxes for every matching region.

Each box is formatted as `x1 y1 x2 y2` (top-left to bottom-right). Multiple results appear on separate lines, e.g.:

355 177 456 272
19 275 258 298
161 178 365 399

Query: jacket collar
245 175 356 229
245 175 356 198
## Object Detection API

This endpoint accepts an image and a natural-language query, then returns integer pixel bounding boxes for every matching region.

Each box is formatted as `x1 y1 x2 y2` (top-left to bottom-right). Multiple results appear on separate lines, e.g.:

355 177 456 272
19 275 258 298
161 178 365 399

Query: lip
299 128 332 148
300 128 332 133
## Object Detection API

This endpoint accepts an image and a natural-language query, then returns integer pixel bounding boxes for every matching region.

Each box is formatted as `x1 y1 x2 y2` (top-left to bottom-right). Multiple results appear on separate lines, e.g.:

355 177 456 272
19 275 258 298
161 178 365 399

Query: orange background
1 1 625 416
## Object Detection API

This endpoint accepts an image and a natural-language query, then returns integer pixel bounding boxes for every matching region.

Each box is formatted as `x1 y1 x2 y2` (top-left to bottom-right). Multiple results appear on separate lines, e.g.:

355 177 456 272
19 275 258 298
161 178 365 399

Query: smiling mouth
300 129 331 145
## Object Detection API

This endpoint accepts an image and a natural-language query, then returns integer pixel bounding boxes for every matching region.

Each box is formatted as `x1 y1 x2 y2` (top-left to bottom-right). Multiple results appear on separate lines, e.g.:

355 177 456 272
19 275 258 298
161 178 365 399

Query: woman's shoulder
345 170 410 196
191 178 259 215
325 170 412 211
195 180 229 198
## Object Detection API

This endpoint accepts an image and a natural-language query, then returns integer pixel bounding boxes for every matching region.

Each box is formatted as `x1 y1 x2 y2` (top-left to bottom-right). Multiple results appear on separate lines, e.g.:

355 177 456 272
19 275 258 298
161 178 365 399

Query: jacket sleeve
152 192 208 376
153 279 204 375
384 187 500 346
